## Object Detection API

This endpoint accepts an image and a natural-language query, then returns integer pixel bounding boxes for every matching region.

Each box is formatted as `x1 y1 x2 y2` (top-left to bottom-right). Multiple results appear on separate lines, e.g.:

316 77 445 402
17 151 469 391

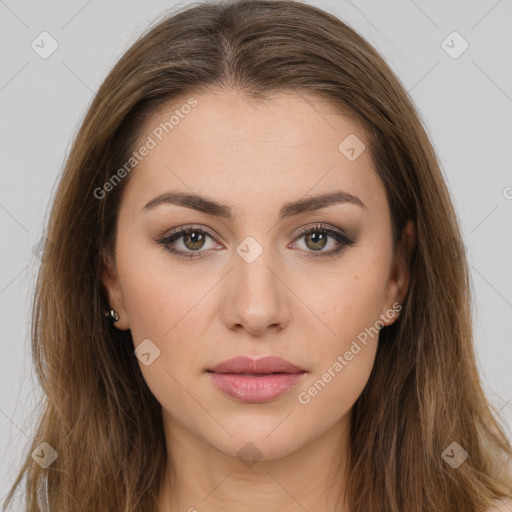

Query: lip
208 355 305 374
206 356 307 403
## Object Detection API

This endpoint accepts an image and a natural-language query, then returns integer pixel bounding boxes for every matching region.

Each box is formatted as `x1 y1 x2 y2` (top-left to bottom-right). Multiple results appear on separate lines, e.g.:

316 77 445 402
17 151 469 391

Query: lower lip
207 372 306 403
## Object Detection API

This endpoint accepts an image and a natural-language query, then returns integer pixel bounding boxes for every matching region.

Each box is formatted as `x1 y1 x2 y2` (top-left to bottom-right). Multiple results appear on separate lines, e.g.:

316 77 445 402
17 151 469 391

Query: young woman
4 0 512 511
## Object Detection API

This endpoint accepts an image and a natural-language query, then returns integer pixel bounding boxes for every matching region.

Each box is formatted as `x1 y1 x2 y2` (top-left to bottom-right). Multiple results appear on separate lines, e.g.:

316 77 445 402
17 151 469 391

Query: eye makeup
153 222 356 261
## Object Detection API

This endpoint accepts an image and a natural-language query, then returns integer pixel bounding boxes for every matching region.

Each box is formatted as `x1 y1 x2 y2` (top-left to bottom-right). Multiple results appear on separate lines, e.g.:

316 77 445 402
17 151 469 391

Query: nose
220 247 291 336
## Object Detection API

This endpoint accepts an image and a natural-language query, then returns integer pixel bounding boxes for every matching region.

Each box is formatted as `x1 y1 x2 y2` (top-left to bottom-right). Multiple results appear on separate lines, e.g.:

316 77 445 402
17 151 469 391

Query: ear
380 219 415 327
101 248 130 330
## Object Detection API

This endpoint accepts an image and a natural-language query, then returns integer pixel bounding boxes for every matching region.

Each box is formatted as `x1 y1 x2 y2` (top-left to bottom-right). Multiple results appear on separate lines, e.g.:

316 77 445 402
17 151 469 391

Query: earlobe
100 249 130 330
381 219 415 326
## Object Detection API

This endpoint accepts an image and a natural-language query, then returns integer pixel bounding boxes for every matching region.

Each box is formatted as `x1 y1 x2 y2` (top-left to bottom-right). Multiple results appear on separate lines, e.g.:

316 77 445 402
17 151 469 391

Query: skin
102 88 415 512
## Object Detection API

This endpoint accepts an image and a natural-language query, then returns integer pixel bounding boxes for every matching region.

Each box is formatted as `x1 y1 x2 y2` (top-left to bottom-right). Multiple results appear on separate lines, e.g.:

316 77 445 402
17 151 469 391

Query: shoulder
486 499 512 512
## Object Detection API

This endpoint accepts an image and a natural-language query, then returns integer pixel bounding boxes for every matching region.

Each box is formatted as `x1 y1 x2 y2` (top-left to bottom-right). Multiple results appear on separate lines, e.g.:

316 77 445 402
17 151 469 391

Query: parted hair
4 1 512 511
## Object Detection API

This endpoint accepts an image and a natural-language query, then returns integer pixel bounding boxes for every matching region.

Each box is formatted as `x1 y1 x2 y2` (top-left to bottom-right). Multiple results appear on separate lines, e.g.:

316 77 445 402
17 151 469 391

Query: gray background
1 0 511 500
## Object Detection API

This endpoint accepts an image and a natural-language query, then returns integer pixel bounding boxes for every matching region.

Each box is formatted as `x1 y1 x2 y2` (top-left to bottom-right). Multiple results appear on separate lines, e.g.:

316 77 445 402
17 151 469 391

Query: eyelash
155 223 355 260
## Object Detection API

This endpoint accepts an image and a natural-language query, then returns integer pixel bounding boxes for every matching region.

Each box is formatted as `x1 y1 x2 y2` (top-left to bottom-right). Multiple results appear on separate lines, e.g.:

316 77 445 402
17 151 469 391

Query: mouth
206 356 307 403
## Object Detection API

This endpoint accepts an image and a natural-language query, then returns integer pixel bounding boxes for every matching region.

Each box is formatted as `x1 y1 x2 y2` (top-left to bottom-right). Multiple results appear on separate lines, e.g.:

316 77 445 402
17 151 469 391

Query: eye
290 223 355 259
155 225 220 260
155 223 355 260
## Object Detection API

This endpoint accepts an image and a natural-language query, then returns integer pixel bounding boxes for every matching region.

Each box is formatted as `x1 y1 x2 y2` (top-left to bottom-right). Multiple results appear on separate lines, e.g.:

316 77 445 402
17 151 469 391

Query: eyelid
163 223 217 239
293 223 352 241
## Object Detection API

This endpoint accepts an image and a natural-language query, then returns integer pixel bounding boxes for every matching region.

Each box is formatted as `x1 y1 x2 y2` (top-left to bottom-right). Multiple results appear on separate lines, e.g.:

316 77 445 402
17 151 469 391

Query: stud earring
105 308 119 323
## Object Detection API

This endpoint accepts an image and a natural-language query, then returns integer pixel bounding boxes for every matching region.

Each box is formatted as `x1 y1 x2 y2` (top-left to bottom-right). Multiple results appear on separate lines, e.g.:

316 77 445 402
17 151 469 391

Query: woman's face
102 89 410 462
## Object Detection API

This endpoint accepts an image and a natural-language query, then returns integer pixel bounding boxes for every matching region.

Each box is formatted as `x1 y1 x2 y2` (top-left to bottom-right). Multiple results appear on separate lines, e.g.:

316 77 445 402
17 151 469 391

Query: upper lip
207 356 305 374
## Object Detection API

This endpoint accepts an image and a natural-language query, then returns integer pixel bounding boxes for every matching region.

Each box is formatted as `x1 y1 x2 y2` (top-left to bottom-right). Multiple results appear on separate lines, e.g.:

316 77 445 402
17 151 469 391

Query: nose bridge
236 241 278 295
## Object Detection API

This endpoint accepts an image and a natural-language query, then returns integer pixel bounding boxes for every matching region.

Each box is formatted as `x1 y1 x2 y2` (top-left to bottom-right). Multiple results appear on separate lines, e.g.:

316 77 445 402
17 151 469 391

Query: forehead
121 89 385 218
141 88 365 154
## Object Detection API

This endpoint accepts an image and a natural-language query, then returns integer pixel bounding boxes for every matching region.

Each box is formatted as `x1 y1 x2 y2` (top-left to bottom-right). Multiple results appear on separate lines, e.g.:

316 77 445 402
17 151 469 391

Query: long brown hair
4 1 512 510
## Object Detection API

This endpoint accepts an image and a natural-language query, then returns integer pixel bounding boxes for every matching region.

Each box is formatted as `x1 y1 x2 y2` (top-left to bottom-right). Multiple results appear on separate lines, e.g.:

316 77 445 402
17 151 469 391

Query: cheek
116 238 198 339
115 241 214 388
296 277 383 423
116 245 207 415
296 250 390 411
311 257 391 352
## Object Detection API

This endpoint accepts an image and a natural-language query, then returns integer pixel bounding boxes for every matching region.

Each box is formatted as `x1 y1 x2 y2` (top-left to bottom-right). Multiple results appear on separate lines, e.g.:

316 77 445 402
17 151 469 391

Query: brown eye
303 231 328 251
292 224 355 259
156 225 220 260
182 230 207 250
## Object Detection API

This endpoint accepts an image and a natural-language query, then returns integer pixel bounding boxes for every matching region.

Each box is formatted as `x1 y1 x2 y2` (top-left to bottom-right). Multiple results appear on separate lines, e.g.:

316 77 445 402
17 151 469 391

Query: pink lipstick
206 356 306 403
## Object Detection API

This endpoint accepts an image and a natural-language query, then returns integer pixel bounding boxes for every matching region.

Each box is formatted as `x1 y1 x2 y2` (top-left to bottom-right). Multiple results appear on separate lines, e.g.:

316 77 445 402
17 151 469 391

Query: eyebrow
141 189 366 219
